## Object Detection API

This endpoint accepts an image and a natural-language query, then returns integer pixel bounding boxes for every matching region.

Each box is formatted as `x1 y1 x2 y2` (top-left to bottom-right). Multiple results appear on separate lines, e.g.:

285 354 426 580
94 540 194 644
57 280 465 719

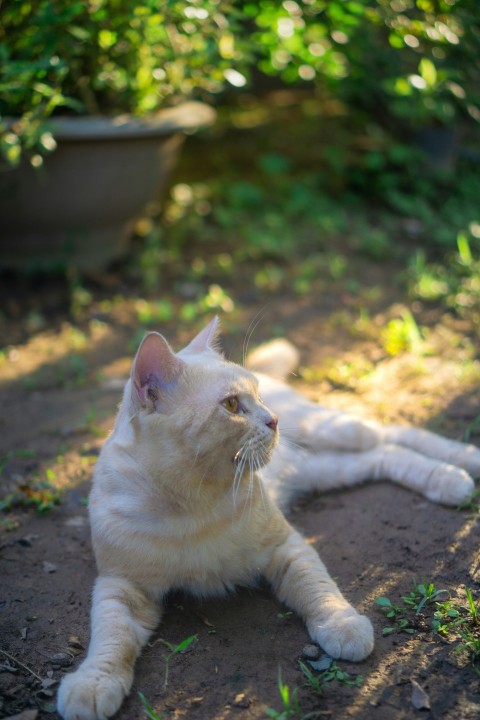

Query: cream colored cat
58 318 480 720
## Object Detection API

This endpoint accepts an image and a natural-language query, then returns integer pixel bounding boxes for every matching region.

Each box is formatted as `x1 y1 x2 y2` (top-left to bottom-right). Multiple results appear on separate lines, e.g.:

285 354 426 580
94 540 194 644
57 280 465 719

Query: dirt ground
1 266 480 720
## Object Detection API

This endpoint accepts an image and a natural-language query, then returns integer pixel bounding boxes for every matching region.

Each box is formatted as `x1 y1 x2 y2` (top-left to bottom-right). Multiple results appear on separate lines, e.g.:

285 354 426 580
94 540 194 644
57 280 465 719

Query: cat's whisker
254 451 269 520
242 305 270 367
189 445 203 473
232 440 250 506
242 454 255 521
279 436 307 453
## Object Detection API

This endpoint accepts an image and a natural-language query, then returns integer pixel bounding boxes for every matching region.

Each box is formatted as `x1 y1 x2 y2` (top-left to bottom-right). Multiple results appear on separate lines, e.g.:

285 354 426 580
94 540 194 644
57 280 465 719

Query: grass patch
377 581 480 663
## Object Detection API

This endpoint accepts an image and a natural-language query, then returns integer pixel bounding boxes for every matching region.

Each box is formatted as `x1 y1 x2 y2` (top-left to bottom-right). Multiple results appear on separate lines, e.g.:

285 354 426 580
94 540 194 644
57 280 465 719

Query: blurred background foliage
1 0 479 161
0 0 479 331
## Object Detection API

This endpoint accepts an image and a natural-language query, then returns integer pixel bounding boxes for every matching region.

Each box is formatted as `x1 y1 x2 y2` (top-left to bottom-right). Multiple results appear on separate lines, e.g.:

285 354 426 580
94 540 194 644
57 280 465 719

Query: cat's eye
223 396 239 413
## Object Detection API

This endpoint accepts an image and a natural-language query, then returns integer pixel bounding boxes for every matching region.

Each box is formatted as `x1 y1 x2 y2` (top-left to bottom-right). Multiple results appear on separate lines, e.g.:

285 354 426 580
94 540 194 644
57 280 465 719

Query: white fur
57 322 479 720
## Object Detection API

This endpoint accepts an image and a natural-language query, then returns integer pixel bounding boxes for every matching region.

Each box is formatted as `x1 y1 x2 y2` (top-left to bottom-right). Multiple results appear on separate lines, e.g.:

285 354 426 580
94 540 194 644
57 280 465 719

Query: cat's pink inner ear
183 316 221 354
132 332 183 404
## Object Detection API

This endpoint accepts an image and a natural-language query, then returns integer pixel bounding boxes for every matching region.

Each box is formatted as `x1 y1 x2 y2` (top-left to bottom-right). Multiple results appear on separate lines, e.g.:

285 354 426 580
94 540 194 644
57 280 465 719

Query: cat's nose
266 416 278 432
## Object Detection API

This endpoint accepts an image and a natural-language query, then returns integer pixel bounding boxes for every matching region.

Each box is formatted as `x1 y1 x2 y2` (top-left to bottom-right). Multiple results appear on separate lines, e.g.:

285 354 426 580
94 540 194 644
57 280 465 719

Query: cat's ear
182 316 222 354
132 332 184 409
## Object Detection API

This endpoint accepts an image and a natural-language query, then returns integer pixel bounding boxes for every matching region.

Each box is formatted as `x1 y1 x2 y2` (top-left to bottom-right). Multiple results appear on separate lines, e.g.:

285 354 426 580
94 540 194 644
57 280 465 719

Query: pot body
0 102 215 271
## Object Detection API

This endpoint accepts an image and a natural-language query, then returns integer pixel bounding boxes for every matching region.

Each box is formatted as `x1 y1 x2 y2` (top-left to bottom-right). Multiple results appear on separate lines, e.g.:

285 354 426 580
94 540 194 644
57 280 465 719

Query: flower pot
0 102 215 272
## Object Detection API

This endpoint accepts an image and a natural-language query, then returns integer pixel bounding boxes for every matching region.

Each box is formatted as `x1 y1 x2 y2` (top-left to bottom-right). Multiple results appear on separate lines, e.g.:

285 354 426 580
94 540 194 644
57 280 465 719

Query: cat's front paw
57 663 130 720
425 465 475 506
310 608 374 662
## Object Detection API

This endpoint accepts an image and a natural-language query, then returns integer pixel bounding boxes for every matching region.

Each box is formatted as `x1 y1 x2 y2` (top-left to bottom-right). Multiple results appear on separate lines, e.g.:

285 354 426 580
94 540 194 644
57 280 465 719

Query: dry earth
1 275 479 720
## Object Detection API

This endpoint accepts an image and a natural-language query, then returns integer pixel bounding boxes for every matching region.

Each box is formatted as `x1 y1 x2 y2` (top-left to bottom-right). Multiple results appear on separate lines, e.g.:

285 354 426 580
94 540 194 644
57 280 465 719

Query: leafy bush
253 0 480 130
0 0 247 164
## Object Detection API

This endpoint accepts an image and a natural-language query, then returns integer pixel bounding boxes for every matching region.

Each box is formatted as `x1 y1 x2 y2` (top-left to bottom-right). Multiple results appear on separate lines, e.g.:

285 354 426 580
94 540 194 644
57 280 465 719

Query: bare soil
1 270 479 720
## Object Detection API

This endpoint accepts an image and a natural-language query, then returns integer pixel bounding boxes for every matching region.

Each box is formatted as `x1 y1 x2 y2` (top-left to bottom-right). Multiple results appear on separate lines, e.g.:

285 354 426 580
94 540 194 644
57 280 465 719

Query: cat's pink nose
266 416 278 432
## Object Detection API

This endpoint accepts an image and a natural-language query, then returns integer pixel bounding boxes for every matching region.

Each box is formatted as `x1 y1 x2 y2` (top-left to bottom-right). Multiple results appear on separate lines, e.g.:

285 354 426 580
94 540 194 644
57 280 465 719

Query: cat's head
123 317 278 481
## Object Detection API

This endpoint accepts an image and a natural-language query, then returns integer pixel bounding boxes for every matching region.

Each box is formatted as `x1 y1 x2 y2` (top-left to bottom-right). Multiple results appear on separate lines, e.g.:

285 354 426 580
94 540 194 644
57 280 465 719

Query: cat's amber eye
223 396 239 413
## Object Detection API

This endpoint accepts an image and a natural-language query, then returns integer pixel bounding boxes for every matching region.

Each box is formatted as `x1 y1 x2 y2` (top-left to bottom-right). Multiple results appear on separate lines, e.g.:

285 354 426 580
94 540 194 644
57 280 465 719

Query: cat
57 317 480 720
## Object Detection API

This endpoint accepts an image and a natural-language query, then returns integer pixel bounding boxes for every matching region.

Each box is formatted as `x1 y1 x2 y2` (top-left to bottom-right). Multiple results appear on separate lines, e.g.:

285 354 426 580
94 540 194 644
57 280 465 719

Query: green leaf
457 232 472 266
375 597 392 607
382 627 395 636
170 634 197 657
419 58 437 87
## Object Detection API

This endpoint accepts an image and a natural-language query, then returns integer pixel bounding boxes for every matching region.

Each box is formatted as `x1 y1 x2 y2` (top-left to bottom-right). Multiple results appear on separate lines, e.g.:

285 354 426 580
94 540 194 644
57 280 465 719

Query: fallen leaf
194 611 214 628
68 635 85 651
411 679 431 710
233 692 250 709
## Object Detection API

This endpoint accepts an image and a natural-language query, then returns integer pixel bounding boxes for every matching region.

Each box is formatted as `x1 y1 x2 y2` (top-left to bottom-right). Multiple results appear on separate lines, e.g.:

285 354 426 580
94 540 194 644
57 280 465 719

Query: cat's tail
246 339 300 380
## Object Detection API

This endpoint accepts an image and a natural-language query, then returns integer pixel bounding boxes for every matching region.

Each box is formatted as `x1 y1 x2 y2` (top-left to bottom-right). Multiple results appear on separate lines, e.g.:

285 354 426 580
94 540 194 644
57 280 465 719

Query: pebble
302 644 320 660
49 652 74 668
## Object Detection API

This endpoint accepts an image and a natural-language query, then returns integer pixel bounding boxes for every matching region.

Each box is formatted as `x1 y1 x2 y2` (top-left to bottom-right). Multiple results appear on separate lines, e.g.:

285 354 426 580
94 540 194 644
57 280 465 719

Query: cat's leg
264 529 374 661
284 443 474 506
57 576 160 720
381 425 480 478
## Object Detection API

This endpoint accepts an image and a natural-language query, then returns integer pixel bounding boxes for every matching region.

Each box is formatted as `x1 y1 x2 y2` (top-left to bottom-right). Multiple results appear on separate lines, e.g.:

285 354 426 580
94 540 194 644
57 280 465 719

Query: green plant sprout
138 692 167 720
378 582 480 663
264 668 323 720
299 658 363 695
160 634 197 689
375 596 415 636
402 581 448 614
455 589 480 661
264 670 303 720
433 587 480 661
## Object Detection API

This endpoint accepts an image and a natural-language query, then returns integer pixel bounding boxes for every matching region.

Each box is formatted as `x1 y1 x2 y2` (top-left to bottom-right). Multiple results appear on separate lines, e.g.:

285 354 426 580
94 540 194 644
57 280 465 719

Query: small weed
300 658 363 693
160 635 197 688
317 661 363 688
432 598 463 636
402 581 448 614
264 669 323 720
434 588 480 662
375 596 415 636
138 691 168 720
0 479 61 514
456 589 480 661
264 670 303 720
378 583 480 663
298 661 325 697
382 309 423 356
